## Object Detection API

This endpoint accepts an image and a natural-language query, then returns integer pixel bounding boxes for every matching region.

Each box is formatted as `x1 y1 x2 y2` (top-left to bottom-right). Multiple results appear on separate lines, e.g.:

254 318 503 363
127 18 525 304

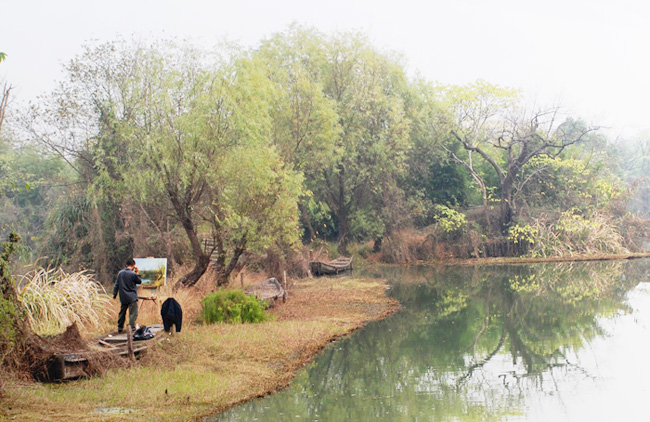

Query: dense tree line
1 26 647 285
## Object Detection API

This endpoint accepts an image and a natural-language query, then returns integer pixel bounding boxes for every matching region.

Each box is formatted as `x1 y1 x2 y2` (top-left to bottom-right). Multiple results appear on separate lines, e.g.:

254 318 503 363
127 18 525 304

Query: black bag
132 325 154 341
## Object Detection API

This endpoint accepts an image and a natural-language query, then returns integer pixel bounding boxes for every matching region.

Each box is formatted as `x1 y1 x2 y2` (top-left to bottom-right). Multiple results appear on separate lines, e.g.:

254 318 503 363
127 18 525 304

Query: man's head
125 258 136 268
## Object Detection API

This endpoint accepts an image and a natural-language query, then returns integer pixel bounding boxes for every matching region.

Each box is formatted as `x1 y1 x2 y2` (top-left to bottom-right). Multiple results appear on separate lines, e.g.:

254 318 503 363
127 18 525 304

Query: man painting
112 258 142 333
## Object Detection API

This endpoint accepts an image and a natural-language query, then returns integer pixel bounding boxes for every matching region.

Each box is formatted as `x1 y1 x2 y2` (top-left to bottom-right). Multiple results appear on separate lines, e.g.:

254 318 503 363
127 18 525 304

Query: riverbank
380 252 650 268
0 277 399 422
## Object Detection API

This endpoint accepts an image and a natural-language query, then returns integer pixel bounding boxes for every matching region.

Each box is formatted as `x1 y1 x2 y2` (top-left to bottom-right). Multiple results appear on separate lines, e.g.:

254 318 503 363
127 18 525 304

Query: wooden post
283 271 287 290
126 326 135 362
309 249 313 261
240 273 244 289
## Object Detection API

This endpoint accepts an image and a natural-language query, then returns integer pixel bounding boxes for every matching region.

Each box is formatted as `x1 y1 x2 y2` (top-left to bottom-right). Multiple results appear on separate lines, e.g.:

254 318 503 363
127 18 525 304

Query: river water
210 259 650 421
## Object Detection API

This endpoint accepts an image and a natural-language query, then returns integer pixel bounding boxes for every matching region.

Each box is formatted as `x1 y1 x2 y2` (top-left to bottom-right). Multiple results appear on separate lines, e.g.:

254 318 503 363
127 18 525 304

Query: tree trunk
336 167 349 253
164 219 177 272
300 202 316 241
478 181 492 231
176 214 211 288
167 189 211 288
178 253 211 288
373 236 383 253
500 171 518 232
215 239 246 287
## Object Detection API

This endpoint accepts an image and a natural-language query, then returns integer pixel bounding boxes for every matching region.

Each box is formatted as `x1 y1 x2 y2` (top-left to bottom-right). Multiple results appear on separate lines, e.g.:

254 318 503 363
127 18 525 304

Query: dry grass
18 268 112 336
1 276 398 422
530 211 631 258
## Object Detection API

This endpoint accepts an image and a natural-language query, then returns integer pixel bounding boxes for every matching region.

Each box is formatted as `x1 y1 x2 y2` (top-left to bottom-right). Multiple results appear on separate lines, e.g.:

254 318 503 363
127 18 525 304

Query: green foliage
28 39 304 285
0 231 25 366
508 223 538 245
40 194 93 268
433 205 467 236
349 209 385 242
519 155 626 212
304 198 336 240
201 290 270 324
0 142 71 256
18 27 643 271
0 296 18 351
275 28 413 244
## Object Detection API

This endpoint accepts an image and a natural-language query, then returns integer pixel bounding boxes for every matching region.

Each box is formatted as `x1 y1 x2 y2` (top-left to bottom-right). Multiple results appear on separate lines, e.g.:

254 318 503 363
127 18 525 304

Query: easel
135 256 166 313
138 285 161 312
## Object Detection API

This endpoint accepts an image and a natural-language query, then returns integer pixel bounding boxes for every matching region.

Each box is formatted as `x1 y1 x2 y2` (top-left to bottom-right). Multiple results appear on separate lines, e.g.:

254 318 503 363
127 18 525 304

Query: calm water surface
210 259 650 421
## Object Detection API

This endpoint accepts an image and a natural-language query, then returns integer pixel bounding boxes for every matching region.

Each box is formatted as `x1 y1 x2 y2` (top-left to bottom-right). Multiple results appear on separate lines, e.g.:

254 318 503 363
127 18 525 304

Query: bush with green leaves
201 290 270 324
508 223 539 246
433 204 467 239
0 296 19 356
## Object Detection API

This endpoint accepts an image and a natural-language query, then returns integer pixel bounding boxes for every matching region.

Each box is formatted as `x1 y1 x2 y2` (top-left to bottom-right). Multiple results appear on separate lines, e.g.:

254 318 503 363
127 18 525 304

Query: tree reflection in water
212 260 650 422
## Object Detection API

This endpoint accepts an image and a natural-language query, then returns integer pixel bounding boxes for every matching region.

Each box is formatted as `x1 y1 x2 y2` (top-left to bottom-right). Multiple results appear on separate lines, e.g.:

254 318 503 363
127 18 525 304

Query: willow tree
252 28 412 248
316 32 411 248
253 25 340 241
25 41 303 287
118 47 303 286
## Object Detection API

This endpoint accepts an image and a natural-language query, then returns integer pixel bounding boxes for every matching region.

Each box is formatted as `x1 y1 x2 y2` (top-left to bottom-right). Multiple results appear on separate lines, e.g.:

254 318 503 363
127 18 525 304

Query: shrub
0 297 19 358
508 223 539 245
201 290 269 324
433 205 467 240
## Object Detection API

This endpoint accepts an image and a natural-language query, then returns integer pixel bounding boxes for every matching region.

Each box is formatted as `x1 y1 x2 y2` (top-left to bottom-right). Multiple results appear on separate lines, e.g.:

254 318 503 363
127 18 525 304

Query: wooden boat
245 277 286 305
46 345 148 381
310 256 353 276
45 325 165 381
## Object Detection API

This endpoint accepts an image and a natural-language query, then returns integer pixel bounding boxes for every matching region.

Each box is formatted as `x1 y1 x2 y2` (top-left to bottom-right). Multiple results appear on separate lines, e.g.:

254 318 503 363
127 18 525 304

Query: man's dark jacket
161 297 183 332
112 268 142 304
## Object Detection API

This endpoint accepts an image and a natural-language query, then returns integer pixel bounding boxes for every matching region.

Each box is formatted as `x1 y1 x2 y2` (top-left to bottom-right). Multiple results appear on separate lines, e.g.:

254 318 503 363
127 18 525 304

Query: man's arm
112 276 119 299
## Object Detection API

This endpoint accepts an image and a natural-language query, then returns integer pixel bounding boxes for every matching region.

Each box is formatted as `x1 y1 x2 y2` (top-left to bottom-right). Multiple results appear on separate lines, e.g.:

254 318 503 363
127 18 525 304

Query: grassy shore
1 277 399 422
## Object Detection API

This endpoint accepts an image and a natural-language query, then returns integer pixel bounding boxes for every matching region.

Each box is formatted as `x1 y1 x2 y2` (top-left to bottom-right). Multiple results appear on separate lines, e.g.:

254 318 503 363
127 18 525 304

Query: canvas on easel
134 257 167 287
134 258 167 310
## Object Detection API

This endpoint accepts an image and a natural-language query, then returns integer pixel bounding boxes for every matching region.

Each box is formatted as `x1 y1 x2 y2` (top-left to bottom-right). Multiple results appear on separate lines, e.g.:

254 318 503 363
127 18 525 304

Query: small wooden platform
98 324 165 346
310 256 353 276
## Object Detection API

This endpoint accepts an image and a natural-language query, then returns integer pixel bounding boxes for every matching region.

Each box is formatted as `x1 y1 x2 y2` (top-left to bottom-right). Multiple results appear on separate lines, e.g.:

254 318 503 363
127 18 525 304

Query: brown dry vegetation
0 276 398 422
376 211 650 265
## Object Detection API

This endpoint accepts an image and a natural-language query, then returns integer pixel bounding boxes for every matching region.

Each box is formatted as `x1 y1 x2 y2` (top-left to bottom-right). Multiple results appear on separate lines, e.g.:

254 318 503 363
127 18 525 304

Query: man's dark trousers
118 301 139 332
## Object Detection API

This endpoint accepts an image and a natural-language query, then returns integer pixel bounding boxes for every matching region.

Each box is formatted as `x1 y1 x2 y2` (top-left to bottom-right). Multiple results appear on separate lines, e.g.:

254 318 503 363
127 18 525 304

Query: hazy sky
2 0 649 137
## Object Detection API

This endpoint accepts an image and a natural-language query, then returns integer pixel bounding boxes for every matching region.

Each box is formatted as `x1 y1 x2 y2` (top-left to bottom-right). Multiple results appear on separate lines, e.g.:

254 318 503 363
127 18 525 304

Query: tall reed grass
530 211 629 257
18 268 112 335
